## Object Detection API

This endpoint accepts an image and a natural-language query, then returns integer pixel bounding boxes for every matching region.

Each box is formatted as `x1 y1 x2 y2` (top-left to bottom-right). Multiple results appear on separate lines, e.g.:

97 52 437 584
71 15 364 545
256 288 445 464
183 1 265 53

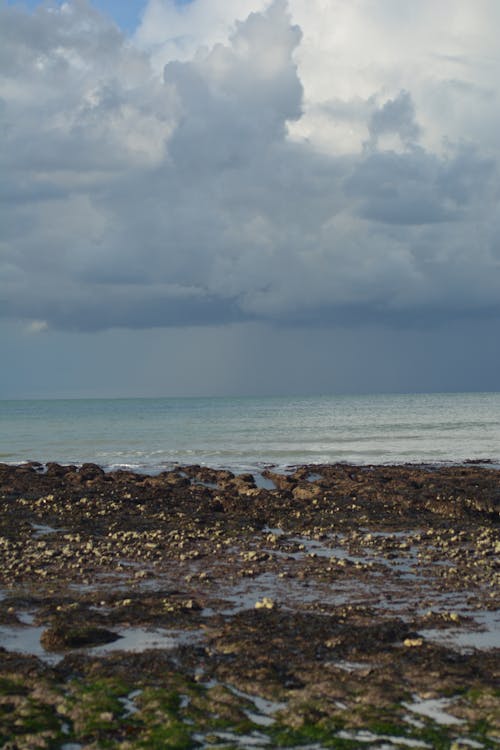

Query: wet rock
45 463 74 477
292 484 321 501
78 463 105 481
0 459 498 750
229 474 260 496
41 624 121 651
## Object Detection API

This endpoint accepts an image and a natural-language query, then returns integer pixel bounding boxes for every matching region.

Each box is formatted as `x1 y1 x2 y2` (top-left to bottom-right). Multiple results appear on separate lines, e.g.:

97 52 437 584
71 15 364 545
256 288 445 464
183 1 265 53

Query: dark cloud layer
1 0 500 334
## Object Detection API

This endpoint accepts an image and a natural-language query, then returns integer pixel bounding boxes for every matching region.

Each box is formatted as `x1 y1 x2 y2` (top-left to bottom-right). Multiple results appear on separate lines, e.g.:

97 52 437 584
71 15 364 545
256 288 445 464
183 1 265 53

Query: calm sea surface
1 393 500 473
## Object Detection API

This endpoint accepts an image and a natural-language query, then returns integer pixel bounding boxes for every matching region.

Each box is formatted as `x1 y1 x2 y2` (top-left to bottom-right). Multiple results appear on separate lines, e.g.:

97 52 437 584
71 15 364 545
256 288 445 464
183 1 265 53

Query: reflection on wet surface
0 622 204 664
253 473 277 490
31 522 63 537
402 696 465 726
0 623 54 662
420 609 500 652
337 730 431 747
194 729 271 747
92 626 204 655
226 684 286 726
216 570 375 613
119 688 143 717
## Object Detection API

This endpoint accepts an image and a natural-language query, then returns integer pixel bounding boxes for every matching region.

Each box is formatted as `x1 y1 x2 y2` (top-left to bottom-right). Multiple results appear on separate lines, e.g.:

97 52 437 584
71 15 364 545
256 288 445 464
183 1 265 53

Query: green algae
469 717 497 746
62 677 130 747
0 682 64 750
0 675 28 697
0 669 498 750
131 723 197 750
269 719 349 748
130 686 195 749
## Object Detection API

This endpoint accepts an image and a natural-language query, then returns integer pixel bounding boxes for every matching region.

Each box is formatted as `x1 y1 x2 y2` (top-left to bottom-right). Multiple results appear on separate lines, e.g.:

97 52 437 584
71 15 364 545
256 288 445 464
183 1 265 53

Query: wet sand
0 461 498 749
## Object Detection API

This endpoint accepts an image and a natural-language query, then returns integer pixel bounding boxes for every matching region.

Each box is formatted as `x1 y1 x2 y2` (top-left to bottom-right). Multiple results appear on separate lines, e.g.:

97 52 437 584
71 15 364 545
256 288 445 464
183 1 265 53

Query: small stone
404 638 423 647
184 598 201 610
255 597 275 610
325 637 342 648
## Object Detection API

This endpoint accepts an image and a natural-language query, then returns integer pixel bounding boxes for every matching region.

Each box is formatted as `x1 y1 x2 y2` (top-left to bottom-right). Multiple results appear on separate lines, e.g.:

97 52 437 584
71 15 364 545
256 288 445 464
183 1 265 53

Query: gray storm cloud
1 0 500 332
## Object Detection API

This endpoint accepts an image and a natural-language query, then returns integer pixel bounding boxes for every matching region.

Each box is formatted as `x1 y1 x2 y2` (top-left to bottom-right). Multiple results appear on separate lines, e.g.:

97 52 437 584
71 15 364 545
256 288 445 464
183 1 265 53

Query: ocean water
1 392 500 473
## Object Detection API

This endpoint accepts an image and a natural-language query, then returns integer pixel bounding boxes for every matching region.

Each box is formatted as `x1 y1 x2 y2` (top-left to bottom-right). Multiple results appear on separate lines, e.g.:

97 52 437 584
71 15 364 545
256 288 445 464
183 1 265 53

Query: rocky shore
0 461 499 749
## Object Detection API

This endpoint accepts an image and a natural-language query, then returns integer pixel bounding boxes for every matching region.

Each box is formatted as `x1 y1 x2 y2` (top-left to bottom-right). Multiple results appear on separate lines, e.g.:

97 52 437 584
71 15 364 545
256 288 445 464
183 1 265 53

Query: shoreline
1 461 498 748
4 455 500 479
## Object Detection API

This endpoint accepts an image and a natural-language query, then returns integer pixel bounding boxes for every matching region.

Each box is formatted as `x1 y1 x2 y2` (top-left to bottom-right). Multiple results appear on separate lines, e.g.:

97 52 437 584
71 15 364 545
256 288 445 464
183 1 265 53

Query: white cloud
1 0 500 334
137 0 500 156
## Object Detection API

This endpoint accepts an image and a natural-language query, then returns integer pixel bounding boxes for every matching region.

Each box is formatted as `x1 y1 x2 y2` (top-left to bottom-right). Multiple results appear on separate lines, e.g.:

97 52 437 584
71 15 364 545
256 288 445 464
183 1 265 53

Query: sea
1 392 500 474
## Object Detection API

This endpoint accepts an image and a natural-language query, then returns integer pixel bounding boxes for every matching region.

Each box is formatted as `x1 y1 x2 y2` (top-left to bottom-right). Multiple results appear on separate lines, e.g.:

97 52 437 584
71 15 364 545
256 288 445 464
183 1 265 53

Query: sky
1 0 500 398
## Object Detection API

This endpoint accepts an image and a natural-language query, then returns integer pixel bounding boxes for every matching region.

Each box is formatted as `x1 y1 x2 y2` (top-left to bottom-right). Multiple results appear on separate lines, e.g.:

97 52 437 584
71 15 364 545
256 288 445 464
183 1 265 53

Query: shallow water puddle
192 480 219 489
337 730 431 747
262 526 285 536
305 472 323 482
119 688 142 716
194 729 271 747
420 609 500 651
253 473 277 490
218 570 374 612
0 622 203 663
91 626 203 655
287 535 355 560
451 740 487 749
420 625 500 651
360 529 423 539
31 522 63 537
226 684 286 727
210 541 494 632
17 610 36 625
0 623 59 664
332 660 373 672
68 571 172 594
402 696 465 726
244 710 275 727
268 531 423 581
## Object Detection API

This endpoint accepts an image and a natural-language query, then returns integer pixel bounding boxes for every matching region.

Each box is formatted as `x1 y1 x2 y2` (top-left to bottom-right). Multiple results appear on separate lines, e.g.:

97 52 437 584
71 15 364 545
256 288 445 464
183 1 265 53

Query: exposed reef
0 462 498 749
